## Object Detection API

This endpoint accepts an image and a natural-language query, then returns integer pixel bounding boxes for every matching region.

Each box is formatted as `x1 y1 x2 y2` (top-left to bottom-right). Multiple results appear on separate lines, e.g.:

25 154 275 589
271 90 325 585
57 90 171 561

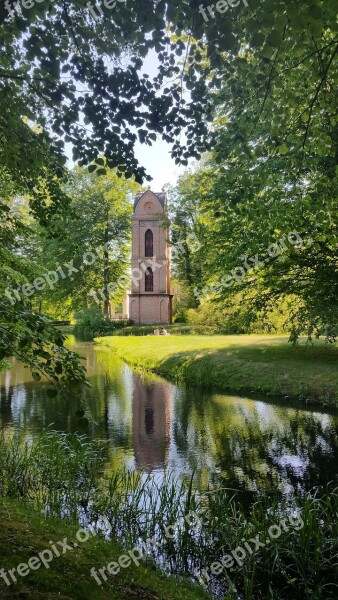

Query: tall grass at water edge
0 430 337 600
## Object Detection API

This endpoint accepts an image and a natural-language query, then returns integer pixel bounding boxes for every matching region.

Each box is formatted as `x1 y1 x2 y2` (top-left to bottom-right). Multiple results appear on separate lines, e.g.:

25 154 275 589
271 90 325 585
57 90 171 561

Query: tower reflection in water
131 374 171 471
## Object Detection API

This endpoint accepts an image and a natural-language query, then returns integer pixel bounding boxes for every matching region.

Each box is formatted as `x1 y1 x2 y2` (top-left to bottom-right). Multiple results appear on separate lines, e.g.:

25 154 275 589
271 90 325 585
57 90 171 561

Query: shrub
74 307 131 339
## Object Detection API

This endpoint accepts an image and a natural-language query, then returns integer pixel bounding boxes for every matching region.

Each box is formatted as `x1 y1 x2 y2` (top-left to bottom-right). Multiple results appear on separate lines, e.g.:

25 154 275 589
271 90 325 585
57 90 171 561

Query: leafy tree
33 167 139 317
0 172 87 385
2 0 338 379
170 2 338 338
168 163 213 308
0 0 212 185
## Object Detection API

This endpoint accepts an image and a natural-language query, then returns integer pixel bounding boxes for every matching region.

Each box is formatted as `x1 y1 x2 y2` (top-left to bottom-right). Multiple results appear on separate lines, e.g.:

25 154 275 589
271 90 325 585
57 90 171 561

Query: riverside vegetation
0 430 337 600
95 335 338 407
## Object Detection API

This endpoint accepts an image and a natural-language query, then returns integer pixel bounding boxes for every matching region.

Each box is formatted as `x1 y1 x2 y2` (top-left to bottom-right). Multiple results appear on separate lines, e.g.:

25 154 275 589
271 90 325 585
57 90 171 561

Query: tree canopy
1 0 338 381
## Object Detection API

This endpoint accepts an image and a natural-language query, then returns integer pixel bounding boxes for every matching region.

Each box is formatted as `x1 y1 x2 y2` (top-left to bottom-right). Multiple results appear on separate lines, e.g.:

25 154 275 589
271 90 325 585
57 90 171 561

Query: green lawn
0 500 209 600
96 334 338 407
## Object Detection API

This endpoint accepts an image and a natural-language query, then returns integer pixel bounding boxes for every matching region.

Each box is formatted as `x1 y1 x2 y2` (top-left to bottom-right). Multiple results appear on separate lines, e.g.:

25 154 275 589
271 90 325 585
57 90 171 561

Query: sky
134 49 189 191
134 138 186 191
66 49 189 191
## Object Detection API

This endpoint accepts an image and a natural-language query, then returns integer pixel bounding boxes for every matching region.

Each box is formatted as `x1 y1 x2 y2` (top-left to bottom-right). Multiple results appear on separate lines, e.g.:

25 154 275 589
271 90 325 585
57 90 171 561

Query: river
0 337 337 496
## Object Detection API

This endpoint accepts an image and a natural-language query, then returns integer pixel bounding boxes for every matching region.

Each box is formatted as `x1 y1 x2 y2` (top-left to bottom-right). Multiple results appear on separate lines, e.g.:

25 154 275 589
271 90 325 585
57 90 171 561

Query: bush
0 359 11 373
74 307 131 339
173 307 189 323
187 294 293 335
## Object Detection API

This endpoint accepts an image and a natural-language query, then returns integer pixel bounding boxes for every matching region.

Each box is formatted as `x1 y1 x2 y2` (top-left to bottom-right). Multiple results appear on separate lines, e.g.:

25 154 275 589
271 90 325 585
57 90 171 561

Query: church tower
129 191 172 324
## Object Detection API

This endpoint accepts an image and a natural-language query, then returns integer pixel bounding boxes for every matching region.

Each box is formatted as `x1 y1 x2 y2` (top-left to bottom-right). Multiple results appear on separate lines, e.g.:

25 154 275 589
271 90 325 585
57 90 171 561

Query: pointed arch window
145 267 153 292
145 229 153 257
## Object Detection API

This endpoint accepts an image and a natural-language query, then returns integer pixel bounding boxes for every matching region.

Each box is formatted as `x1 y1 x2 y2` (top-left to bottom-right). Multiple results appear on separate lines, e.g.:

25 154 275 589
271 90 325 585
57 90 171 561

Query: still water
0 337 337 495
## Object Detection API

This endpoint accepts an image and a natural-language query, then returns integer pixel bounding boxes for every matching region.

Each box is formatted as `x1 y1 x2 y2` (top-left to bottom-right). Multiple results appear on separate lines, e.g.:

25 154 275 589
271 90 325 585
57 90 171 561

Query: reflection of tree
1 343 337 495
172 387 338 494
0 346 133 468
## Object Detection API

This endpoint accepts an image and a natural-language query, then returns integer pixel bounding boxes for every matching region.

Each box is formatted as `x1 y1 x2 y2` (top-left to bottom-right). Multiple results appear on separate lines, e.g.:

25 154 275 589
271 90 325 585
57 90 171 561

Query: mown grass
0 431 337 599
95 334 338 406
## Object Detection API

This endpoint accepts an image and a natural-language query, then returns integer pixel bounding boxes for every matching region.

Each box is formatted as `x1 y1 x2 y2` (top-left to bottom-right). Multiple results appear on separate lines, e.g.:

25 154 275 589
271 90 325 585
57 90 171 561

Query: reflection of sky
274 454 309 476
8 386 26 425
1 342 337 496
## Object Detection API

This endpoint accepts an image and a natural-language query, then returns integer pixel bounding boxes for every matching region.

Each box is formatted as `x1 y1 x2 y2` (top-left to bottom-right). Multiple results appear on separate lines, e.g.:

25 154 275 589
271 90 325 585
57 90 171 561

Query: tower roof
134 191 166 210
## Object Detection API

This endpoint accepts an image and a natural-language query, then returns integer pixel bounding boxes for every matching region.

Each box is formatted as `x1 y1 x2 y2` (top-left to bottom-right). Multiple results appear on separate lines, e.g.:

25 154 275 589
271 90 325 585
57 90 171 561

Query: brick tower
129 191 172 324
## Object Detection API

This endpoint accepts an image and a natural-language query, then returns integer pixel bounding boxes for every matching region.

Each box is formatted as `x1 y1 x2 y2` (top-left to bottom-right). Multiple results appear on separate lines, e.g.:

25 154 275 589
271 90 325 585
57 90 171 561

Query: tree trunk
103 216 110 318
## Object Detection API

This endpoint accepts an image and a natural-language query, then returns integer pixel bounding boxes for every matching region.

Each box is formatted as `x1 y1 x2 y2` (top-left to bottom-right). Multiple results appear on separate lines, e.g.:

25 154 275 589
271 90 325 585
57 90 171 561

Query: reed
0 430 336 599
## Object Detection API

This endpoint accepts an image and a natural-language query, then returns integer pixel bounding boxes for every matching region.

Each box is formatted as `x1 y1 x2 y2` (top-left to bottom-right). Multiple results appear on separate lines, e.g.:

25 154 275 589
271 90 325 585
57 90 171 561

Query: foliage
31 167 138 317
1 430 337 599
0 302 87 386
2 0 338 375
167 2 338 339
186 295 295 335
0 174 88 385
74 306 130 339
0 0 212 184
0 358 11 373
168 164 215 308
3 1 335 186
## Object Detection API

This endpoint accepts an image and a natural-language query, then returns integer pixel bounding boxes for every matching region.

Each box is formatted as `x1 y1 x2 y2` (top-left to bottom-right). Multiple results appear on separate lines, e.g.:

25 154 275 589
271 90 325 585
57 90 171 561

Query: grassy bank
0 499 209 600
95 335 338 406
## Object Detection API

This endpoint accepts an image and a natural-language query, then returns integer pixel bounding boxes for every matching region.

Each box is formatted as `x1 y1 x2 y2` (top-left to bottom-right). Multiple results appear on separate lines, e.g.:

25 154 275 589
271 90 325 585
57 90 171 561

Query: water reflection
0 339 337 494
132 374 171 470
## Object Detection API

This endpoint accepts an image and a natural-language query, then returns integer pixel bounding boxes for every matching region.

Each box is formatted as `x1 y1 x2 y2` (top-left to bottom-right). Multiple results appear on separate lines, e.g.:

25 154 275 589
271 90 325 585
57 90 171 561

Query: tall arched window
145 267 153 292
145 229 153 257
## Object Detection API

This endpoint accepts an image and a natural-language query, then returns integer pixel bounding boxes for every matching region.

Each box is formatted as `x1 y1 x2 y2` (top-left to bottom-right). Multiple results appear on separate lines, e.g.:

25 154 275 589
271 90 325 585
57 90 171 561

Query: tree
2 0 338 377
0 0 211 185
170 2 338 338
169 163 214 308
0 170 87 385
33 167 139 317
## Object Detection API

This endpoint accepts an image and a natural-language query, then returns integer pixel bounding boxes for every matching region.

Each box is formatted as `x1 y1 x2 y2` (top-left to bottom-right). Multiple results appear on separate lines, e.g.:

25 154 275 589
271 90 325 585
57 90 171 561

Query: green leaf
308 5 322 20
262 45 275 60
266 31 283 47
278 144 289 155
55 363 63 375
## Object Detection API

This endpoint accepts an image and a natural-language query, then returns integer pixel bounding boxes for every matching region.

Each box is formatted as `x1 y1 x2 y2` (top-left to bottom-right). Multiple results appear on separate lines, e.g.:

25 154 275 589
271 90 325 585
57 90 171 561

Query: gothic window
145 229 153 257
145 267 153 292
